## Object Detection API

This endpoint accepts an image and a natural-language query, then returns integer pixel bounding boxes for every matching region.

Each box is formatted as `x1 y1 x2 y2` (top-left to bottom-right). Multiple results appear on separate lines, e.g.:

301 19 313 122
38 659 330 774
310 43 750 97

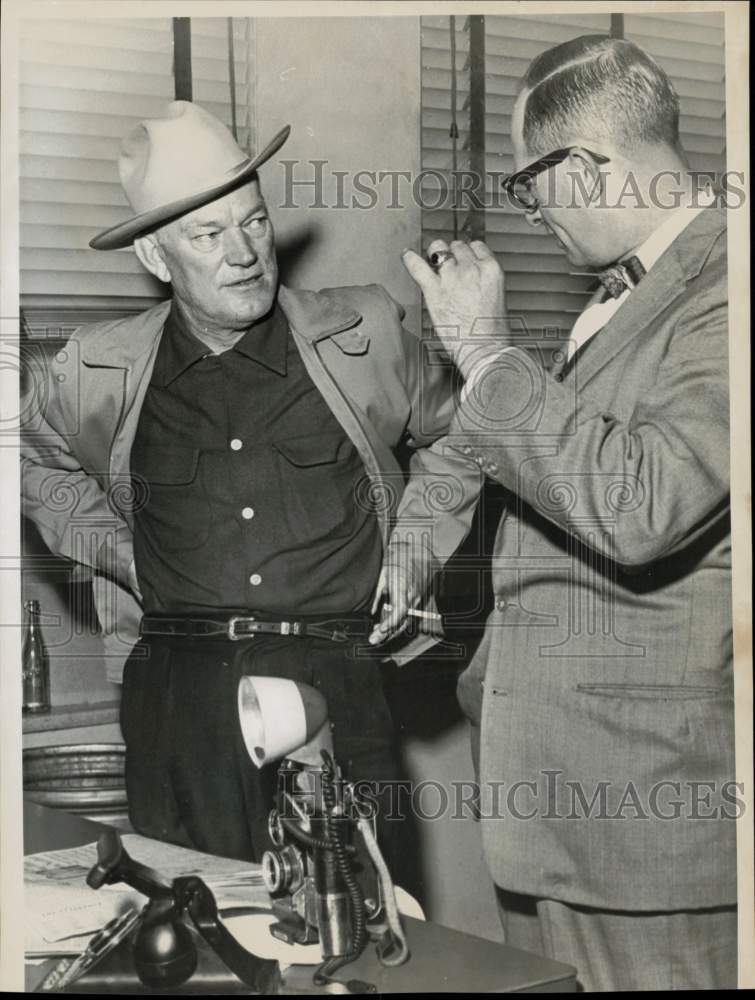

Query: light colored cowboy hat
90 101 290 251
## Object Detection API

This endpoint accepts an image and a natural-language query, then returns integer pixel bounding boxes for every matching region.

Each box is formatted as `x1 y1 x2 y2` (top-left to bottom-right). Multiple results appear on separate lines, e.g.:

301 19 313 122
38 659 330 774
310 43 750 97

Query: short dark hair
519 35 681 156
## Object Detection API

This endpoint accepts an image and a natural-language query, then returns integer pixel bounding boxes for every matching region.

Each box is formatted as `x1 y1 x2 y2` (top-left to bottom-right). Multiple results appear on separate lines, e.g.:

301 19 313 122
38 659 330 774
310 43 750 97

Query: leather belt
140 614 371 644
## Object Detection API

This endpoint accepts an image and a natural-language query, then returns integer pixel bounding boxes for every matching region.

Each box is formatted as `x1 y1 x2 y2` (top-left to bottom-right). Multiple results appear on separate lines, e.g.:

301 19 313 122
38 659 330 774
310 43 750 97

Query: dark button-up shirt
130 303 382 614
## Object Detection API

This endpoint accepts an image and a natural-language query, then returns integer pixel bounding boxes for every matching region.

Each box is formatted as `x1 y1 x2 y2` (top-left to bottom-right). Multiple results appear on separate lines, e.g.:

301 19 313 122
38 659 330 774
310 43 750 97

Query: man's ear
134 235 171 283
567 147 605 207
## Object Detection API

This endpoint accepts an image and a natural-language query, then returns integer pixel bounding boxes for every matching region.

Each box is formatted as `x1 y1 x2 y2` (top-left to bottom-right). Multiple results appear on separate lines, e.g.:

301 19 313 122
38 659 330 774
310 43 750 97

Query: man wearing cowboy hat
21 101 481 865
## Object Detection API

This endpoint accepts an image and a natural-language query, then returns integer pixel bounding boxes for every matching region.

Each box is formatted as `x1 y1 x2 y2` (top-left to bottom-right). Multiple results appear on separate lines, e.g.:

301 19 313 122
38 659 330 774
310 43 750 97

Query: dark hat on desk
90 101 290 251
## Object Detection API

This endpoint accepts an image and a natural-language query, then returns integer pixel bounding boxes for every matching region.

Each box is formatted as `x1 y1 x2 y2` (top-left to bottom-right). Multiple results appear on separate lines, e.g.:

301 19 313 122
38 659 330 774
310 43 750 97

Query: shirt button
242 507 255 520
249 573 262 586
230 439 243 451
496 597 507 611
554 373 564 383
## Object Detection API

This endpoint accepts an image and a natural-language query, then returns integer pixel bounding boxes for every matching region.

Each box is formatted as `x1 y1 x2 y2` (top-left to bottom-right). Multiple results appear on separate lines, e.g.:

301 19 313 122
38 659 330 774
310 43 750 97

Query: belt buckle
227 615 256 641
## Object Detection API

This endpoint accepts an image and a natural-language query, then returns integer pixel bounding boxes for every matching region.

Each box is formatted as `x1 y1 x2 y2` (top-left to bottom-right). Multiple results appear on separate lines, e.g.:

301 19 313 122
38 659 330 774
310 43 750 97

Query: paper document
25 834 269 956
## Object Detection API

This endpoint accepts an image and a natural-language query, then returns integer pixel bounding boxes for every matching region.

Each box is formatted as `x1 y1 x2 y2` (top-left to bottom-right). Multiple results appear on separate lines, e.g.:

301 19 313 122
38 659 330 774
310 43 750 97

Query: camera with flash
238 676 409 991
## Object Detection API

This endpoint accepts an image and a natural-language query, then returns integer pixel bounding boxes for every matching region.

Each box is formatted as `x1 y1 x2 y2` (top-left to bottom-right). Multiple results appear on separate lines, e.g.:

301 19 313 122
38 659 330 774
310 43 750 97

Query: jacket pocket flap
135 446 199 485
330 329 370 355
273 433 343 467
575 682 722 701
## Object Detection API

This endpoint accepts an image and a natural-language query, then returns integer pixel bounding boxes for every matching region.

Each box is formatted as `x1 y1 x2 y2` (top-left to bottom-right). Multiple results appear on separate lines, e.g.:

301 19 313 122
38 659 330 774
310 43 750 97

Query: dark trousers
120 633 402 868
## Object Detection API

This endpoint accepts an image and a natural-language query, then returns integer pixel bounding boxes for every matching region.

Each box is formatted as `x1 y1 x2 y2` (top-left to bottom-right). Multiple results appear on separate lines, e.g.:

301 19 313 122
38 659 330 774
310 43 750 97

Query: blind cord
449 15 459 240
227 18 238 143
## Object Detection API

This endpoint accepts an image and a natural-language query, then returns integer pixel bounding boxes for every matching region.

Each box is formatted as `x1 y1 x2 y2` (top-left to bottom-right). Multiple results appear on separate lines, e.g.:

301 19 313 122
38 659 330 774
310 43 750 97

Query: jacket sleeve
372 286 484 572
20 341 134 587
445 291 730 570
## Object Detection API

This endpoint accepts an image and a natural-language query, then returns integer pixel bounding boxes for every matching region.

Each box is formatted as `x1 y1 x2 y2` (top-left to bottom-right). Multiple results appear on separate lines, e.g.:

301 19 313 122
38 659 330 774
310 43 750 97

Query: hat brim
90 124 291 251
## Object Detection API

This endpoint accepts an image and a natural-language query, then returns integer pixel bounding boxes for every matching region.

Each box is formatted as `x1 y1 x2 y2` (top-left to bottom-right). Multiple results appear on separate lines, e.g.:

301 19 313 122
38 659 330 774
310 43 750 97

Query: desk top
24 800 576 993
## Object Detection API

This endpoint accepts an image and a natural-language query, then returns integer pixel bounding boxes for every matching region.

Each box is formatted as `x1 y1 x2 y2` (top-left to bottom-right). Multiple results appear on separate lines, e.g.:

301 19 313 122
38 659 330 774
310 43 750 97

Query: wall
254 15 422 334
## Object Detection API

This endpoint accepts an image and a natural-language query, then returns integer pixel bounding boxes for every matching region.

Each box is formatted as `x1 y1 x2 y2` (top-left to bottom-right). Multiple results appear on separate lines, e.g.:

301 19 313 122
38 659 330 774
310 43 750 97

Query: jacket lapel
80 300 171 368
279 285 400 548
569 206 726 389
79 301 171 518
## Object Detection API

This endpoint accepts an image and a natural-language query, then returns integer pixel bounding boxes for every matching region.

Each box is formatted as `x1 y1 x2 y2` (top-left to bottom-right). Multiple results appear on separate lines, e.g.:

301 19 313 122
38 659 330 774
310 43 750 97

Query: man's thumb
401 248 436 290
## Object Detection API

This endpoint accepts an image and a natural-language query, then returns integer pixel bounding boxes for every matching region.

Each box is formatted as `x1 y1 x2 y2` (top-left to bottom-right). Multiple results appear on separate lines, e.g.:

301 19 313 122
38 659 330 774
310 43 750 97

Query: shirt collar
152 300 288 387
232 302 288 375
629 187 718 276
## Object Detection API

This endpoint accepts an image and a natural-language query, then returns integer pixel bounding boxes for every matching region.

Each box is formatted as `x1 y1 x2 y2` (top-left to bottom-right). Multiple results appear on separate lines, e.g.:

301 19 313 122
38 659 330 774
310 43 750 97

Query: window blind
420 16 472 261
623 11 726 179
19 16 254 314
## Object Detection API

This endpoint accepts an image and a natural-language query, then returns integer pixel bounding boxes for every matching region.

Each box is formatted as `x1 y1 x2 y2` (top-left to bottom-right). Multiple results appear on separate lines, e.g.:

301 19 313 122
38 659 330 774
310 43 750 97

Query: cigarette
382 605 443 621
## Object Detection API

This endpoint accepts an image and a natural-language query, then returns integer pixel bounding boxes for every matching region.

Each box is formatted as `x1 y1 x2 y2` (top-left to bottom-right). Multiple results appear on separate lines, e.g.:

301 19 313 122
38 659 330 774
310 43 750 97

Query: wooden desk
24 800 576 993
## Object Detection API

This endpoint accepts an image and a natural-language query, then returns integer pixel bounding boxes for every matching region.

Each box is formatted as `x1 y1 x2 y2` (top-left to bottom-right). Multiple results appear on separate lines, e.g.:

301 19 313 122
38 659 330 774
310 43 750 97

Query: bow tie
598 255 646 299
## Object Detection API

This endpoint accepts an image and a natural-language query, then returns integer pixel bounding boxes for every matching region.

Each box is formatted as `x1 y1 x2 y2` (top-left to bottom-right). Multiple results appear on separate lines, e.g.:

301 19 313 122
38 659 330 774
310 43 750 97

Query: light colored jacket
22 283 481 682
454 208 736 911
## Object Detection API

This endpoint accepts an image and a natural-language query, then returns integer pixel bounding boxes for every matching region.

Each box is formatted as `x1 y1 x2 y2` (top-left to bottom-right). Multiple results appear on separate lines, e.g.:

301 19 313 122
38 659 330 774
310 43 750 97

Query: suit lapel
550 285 604 380
567 206 726 389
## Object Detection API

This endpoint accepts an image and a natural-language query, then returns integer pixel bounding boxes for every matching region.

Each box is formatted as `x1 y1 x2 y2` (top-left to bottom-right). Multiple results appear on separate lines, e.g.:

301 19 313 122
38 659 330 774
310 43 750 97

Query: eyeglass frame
501 147 611 212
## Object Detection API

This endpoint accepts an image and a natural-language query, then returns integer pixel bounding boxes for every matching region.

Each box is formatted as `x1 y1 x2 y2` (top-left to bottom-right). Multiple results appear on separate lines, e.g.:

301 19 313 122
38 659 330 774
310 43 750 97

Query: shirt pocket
133 446 209 552
272 432 361 542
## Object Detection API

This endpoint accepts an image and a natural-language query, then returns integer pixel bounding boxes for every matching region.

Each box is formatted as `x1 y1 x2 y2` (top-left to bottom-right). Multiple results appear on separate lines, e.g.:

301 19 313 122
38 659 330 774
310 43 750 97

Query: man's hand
401 239 510 379
128 559 143 605
368 545 427 646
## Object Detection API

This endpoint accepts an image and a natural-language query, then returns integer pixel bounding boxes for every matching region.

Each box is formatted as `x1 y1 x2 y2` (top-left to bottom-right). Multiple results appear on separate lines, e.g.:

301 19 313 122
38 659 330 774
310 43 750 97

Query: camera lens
261 850 284 893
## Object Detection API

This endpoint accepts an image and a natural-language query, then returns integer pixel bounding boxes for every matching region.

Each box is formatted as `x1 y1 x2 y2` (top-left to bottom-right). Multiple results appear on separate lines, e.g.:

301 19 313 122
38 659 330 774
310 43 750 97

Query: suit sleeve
372 286 483 572
446 291 730 570
20 342 134 586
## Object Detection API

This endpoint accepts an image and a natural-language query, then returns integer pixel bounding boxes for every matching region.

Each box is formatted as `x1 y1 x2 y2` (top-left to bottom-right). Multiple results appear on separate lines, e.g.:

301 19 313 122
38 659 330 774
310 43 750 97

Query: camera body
261 758 382 961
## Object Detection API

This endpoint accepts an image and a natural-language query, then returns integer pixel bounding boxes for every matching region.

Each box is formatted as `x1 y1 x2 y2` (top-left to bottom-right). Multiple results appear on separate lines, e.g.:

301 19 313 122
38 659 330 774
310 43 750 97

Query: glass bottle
22 599 50 713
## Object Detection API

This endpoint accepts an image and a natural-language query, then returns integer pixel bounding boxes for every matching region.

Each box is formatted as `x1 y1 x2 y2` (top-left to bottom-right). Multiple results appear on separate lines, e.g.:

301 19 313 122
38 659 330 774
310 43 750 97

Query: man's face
511 96 607 268
154 180 278 331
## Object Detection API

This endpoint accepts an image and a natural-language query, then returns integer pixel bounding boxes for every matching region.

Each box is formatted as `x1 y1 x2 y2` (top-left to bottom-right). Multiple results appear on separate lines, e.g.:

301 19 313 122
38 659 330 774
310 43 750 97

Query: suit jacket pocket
575 682 722 701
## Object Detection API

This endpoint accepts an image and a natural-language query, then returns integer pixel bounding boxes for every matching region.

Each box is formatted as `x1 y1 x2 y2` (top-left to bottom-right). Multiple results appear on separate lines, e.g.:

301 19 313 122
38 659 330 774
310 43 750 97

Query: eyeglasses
501 147 611 212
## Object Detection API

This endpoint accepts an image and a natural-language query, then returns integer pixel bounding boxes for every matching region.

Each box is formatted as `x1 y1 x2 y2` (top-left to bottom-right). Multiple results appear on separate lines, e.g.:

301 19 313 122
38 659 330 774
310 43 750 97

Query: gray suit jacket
453 207 735 910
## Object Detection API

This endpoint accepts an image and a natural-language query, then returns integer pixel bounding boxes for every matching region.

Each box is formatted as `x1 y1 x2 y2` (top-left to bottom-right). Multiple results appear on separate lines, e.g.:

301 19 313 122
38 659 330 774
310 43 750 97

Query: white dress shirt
460 188 718 398
461 188 716 403
564 187 717 362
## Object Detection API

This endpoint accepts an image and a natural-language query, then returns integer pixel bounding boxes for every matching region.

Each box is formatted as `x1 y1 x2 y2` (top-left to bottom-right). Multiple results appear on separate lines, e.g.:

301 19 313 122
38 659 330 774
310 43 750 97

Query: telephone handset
87 828 280 993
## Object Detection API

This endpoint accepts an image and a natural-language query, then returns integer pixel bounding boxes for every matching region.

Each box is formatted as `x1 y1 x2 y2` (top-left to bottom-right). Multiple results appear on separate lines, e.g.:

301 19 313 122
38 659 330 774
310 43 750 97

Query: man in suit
400 35 736 990
21 101 480 868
